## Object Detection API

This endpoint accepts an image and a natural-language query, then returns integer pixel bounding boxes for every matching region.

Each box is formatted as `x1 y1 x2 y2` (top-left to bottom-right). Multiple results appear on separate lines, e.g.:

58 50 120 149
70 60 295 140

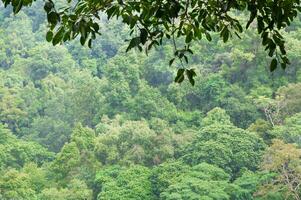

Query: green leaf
44 1 53 13
107 6 117 19
205 32 212 41
88 39 92 48
169 58 175 66
281 56 290 65
52 28 64 45
222 28 229 43
267 41 276 57
92 23 99 32
175 69 185 83
46 31 53 42
186 69 196 86
13 0 23 14
80 36 87 45
185 31 193 43
257 17 264 34
126 37 140 52
186 48 193 54
47 11 59 25
270 58 277 72
140 28 148 45
272 34 282 45
183 55 188 64
261 32 269 45
279 44 286 55
246 11 256 29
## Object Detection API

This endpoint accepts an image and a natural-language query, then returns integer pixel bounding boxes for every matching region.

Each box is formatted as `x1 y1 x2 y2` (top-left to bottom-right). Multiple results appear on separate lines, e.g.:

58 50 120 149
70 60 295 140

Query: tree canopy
2 0 301 84
1 4 301 200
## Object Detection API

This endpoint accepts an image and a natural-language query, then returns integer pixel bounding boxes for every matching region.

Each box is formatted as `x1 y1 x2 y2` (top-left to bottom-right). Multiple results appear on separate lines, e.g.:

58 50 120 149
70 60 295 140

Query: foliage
0 169 37 200
257 140 301 200
0 5 300 200
160 163 237 200
95 165 154 200
3 0 301 84
269 113 301 147
182 108 266 176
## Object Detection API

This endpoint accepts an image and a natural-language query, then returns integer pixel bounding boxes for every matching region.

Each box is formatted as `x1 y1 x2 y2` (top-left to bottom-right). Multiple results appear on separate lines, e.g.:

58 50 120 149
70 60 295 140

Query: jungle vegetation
0 2 301 200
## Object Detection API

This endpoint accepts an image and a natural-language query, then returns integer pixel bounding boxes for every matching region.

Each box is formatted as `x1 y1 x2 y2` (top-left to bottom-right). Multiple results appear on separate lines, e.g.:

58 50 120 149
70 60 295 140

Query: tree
22 163 47 193
0 124 54 169
126 83 178 122
269 113 301 147
39 179 93 200
50 142 81 181
0 79 27 133
4 0 299 84
151 161 190 198
69 124 100 186
94 117 179 166
160 163 238 200
202 107 232 126
95 165 154 200
233 170 279 200
248 119 273 144
253 83 301 127
182 108 266 176
276 83 301 117
71 123 95 151
0 169 37 200
257 139 301 200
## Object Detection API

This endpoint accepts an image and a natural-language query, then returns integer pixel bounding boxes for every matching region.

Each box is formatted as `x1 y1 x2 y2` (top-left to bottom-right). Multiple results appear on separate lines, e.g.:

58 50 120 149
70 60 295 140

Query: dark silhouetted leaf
169 58 175 66
126 37 140 52
140 28 148 45
270 58 277 72
46 31 53 42
175 68 185 83
52 28 64 45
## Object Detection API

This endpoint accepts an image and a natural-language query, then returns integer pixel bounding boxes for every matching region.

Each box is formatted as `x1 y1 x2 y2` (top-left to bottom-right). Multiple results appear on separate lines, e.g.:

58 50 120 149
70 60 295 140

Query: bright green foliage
233 170 279 200
126 84 178 122
71 124 95 151
277 83 301 114
269 113 301 147
182 108 266 176
22 163 47 193
248 119 273 144
202 107 232 126
151 161 190 198
160 163 236 200
50 142 81 180
0 79 27 133
95 117 180 166
39 179 93 200
95 165 154 200
0 169 37 200
0 124 54 169
258 140 301 200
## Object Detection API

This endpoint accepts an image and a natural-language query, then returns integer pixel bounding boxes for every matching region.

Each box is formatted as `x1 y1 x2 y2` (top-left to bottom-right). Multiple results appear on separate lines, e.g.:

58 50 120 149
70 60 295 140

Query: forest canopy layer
0 3 301 200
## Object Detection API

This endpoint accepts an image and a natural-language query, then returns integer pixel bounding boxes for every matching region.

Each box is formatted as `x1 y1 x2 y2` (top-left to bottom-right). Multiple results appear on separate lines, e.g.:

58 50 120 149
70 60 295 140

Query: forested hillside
1 3 301 200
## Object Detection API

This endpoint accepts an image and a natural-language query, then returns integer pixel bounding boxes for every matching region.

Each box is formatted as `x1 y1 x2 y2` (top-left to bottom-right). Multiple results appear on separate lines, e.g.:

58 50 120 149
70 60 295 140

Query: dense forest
0 3 301 200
